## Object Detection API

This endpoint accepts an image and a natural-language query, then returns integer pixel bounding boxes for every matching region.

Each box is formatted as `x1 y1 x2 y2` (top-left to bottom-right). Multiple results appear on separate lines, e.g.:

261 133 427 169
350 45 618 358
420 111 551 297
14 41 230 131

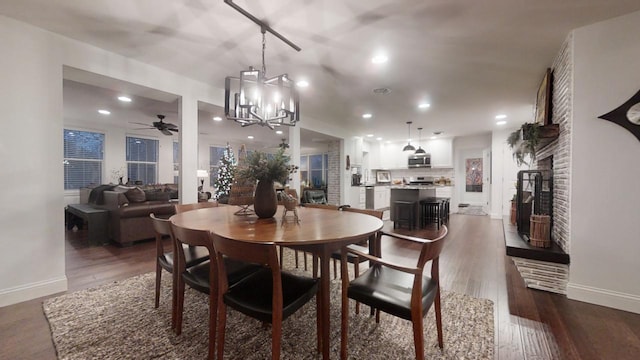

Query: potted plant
237 148 298 218
507 122 541 166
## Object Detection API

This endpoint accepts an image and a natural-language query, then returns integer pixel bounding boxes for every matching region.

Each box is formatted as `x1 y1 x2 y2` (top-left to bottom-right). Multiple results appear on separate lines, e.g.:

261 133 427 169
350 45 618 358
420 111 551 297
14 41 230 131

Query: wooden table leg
319 248 331 359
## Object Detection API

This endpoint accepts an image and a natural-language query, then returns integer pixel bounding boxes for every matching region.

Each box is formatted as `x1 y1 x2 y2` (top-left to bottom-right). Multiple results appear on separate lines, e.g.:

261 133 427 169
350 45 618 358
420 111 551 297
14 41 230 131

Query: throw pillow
125 187 146 203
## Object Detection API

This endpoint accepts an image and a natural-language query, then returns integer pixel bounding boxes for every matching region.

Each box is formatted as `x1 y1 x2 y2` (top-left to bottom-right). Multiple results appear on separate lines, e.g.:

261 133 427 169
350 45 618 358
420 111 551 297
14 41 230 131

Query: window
209 146 226 187
64 129 104 190
300 153 328 189
126 136 158 185
173 141 179 184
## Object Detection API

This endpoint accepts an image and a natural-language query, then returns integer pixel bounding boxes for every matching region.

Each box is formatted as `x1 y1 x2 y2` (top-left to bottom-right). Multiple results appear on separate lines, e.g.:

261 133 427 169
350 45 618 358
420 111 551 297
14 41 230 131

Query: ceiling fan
278 138 290 149
131 114 178 136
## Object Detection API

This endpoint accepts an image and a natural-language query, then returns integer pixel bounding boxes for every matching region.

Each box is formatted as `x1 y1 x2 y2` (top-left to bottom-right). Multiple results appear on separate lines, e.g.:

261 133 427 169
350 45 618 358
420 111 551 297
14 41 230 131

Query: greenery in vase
214 144 236 200
507 122 541 166
238 148 298 184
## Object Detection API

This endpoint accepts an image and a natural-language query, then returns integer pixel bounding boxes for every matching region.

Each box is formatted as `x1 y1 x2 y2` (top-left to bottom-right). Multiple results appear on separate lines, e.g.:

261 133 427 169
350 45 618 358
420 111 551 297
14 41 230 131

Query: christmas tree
214 143 236 203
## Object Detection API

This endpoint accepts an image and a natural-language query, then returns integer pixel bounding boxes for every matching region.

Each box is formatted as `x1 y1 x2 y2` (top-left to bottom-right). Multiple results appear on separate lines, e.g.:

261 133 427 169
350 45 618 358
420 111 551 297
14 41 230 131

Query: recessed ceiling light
496 120 507 125
430 136 437 140
275 130 283 135
296 80 309 88
118 96 132 102
247 135 254 139
377 137 383 141
98 109 111 115
366 134 374 137
213 116 222 121
418 103 431 109
362 113 372 119
495 114 507 119
371 54 388 64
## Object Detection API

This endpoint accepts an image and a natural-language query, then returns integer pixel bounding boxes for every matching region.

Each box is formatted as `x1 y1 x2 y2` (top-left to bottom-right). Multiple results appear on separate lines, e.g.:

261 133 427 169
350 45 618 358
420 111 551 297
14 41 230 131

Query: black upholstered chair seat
158 245 209 273
223 268 319 323
347 264 438 321
182 258 263 295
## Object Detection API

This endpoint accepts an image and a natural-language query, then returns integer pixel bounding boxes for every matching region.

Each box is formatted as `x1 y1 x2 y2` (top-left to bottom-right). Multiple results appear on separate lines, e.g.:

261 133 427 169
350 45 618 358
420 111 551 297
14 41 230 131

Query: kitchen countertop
391 185 452 189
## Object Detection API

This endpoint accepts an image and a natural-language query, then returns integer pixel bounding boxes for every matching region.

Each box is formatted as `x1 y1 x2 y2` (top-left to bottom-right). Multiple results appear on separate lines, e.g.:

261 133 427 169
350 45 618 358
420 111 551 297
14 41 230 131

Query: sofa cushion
118 202 175 218
125 187 146 203
145 189 170 202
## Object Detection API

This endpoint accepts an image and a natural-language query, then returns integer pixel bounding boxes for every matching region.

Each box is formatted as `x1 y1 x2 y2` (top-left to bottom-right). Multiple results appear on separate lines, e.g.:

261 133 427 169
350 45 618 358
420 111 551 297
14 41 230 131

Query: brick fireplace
506 34 573 294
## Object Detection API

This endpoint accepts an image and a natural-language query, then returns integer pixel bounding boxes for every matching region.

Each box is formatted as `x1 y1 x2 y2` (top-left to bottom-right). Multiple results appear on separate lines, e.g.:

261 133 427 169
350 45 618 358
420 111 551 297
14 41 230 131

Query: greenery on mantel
507 122 541 166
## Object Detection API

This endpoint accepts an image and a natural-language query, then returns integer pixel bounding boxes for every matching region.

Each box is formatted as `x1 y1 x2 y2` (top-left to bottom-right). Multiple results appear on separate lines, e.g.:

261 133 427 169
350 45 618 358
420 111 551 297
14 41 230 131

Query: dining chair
301 203 339 210
170 223 262 360
149 213 209 330
212 233 320 360
277 191 322 271
330 207 383 314
174 201 219 213
339 226 449 360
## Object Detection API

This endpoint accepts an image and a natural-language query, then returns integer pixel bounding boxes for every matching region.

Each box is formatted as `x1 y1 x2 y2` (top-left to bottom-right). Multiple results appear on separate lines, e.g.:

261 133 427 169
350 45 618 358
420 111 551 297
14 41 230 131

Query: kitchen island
389 186 437 226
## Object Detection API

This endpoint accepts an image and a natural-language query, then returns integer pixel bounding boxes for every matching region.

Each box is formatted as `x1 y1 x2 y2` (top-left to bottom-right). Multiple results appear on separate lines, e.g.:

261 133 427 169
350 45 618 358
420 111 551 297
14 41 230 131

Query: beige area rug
457 205 488 216
43 252 494 359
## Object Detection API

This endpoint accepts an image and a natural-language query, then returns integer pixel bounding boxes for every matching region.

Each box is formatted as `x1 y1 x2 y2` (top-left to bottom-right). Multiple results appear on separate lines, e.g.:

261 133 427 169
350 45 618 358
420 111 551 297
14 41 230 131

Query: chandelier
224 1 300 129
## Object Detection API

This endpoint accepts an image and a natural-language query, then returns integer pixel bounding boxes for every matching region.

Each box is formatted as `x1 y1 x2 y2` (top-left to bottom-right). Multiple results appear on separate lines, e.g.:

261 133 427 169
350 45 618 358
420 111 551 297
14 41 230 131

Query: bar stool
436 197 450 225
420 198 442 229
394 200 416 230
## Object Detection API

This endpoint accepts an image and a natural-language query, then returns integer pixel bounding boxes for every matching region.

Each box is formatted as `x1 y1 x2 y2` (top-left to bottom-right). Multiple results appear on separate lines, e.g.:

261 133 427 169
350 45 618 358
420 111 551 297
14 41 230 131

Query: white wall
568 10 640 313
0 15 221 306
453 134 492 208
491 127 530 219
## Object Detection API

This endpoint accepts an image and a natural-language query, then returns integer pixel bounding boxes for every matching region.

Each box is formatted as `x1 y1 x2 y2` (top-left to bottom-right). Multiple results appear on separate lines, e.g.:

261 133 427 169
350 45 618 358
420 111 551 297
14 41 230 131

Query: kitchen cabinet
427 138 453 167
435 186 452 198
347 186 366 208
348 137 364 166
374 186 390 210
377 142 405 169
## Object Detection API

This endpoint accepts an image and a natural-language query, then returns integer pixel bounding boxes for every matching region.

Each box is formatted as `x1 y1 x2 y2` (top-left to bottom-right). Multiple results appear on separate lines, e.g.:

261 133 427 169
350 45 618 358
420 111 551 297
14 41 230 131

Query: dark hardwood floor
1 214 639 359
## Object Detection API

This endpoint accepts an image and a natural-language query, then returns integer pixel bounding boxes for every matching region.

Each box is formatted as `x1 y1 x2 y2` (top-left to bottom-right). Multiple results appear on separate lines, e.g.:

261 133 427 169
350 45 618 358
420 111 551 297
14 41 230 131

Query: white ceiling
4 0 640 142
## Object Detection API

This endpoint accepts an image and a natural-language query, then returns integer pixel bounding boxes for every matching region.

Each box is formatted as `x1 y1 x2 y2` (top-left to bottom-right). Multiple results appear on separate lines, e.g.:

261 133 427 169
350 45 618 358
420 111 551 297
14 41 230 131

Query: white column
178 96 198 204
289 126 301 196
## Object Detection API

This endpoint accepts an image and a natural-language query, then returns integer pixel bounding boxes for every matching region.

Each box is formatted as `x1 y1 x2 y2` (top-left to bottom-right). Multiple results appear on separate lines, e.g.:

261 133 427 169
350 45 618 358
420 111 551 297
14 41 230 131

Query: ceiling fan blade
130 122 151 127
132 127 154 130
169 128 179 132
160 129 173 136
164 122 178 129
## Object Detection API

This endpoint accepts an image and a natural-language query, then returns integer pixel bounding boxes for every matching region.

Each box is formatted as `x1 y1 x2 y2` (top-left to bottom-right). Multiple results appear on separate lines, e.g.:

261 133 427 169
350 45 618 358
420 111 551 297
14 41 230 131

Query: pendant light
402 121 416 152
414 127 426 154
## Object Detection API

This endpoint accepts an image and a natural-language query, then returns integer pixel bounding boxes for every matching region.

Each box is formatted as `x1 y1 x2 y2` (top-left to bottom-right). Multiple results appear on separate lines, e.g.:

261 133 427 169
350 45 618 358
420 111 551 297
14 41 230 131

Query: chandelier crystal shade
402 121 416 152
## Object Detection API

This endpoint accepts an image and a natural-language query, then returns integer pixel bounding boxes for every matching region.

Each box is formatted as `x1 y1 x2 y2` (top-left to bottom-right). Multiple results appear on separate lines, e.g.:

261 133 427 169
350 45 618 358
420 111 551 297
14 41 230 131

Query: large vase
254 180 277 218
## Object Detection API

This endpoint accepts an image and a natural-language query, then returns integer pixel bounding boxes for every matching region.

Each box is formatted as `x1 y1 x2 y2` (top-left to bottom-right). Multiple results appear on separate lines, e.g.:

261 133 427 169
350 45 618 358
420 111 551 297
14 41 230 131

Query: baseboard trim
567 282 640 314
0 276 67 307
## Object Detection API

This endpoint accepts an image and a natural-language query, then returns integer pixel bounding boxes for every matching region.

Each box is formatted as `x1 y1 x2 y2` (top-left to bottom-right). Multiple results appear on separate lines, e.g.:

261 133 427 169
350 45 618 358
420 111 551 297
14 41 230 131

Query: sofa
102 187 175 246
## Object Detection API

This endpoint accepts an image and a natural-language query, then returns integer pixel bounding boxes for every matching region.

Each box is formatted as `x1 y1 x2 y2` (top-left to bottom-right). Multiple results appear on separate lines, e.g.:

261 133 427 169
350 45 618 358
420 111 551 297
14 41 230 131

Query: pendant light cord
261 30 267 77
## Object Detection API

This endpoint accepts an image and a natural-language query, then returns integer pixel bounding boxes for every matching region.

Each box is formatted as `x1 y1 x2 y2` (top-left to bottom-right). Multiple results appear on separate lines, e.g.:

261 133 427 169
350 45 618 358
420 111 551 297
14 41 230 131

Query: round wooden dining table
170 205 384 359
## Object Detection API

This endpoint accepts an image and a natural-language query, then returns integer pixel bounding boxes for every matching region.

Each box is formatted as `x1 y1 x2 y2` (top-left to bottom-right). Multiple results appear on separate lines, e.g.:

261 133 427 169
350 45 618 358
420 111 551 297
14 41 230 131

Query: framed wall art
535 68 553 125
376 170 391 183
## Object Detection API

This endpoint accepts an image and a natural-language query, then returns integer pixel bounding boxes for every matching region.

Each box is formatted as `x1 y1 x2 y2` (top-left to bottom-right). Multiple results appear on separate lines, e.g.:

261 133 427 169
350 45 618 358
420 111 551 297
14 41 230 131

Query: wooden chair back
212 236 279 274
303 203 339 210
342 207 383 219
170 223 215 273
150 213 172 257
174 201 219 214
